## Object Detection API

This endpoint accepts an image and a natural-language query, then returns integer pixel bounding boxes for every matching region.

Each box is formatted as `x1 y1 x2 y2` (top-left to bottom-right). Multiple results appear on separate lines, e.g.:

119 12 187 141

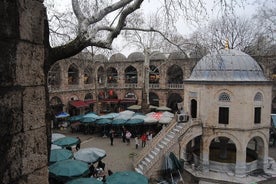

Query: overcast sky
44 0 268 56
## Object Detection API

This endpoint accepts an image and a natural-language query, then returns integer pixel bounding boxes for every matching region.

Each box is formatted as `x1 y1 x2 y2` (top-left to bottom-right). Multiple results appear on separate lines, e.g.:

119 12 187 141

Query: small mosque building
182 49 273 178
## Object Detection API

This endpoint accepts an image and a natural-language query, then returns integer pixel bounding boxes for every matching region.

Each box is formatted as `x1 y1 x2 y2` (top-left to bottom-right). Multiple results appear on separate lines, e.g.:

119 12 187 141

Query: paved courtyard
53 128 276 183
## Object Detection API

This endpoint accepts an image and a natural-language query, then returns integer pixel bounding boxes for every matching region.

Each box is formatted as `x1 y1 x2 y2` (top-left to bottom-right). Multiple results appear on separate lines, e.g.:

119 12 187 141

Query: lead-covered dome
189 49 267 81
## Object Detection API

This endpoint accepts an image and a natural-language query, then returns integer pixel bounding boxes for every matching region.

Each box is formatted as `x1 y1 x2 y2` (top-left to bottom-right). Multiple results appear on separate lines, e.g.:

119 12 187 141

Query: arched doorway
149 92 159 107
167 93 183 113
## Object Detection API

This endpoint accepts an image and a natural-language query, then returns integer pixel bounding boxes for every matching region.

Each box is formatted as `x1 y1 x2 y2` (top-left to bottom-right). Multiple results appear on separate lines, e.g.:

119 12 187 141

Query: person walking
125 130 132 145
141 133 147 148
76 137 81 151
134 136 139 149
109 128 115 146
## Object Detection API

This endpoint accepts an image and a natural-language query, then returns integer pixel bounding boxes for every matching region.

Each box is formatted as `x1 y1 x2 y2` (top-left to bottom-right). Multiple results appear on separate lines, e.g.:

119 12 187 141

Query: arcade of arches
48 52 276 116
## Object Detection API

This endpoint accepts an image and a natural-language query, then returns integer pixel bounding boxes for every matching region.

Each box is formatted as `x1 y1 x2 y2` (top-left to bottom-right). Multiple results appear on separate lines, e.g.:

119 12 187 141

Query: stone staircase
134 118 200 177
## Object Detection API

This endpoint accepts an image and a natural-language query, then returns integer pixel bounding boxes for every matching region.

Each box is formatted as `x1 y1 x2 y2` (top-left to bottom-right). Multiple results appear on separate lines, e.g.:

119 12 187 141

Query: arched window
106 67 118 83
254 92 263 124
191 99 197 118
84 67 93 84
48 63 61 88
219 92 231 102
68 64 79 85
218 92 231 124
125 66 137 83
149 65 159 84
254 92 263 102
167 64 183 84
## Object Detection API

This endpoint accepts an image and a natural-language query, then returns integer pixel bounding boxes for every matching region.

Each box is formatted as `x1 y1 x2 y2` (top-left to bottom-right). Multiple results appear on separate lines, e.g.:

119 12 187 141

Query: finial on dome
225 39 229 50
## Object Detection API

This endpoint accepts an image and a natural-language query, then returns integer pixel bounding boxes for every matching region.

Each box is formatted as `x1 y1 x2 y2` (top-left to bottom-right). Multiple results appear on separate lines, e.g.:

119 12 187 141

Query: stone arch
84 93 93 100
68 63 79 85
205 132 243 155
166 64 183 84
50 96 64 115
69 94 79 101
167 93 183 113
106 67 118 83
47 63 61 88
125 65 138 84
246 131 268 159
149 92 159 106
208 136 237 163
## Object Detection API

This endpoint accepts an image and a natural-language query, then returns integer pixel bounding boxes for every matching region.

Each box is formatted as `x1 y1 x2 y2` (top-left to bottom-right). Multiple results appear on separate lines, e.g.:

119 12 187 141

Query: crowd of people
109 126 154 149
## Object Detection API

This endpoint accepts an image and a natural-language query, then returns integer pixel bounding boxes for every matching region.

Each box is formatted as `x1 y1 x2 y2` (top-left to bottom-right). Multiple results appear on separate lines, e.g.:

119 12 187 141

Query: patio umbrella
127 105 141 110
158 116 173 124
74 147 106 164
111 118 127 126
51 144 62 150
49 159 89 178
80 117 97 124
69 114 84 122
126 118 144 125
99 113 119 119
95 118 112 125
53 137 80 148
105 171 148 184
156 106 172 111
50 149 73 163
51 133 66 142
66 177 103 184
55 112 70 119
82 112 100 119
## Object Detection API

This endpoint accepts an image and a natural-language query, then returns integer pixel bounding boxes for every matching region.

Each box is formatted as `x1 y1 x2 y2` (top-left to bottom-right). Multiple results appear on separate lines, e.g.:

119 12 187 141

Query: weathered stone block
22 128 48 175
19 167 49 184
0 1 19 39
0 41 17 86
23 86 46 131
18 0 45 44
16 42 45 86
0 88 23 135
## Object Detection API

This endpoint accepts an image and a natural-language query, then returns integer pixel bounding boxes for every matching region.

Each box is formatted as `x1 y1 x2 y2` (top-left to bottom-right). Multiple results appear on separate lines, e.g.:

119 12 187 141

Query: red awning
101 99 120 103
70 100 89 108
120 98 137 103
84 99 96 104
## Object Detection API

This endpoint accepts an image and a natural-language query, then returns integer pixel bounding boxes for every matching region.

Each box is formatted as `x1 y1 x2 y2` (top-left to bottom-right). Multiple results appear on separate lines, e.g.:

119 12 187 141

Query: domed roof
189 49 267 81
150 52 166 60
93 54 108 62
127 52 144 61
109 53 127 62
168 51 188 60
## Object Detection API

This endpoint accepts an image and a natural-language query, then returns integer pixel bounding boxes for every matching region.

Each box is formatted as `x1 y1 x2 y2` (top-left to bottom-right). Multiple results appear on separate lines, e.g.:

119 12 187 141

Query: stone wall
0 1 48 183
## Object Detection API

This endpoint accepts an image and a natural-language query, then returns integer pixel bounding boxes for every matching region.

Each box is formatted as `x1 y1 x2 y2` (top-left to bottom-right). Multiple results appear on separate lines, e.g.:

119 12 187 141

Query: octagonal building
182 49 272 177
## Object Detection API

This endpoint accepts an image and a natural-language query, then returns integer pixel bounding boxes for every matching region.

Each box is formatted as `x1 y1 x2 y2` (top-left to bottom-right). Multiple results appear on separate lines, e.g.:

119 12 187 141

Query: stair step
164 137 171 142
173 128 180 132
145 157 151 163
176 125 183 129
141 160 147 166
167 134 175 139
154 147 160 152
135 167 143 175
157 143 165 149
151 150 158 156
148 153 155 159
138 164 144 171
161 140 168 145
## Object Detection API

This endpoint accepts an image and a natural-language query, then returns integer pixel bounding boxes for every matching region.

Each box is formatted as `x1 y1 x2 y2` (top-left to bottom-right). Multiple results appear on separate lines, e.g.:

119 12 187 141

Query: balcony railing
167 83 184 89
149 83 160 88
125 83 138 88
